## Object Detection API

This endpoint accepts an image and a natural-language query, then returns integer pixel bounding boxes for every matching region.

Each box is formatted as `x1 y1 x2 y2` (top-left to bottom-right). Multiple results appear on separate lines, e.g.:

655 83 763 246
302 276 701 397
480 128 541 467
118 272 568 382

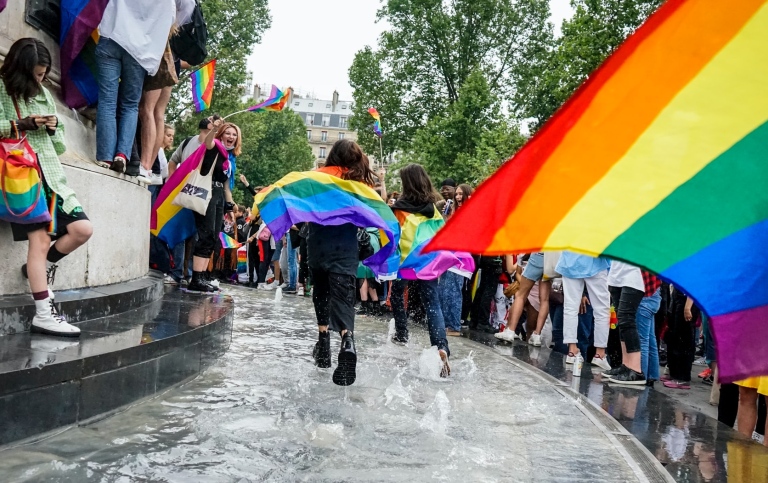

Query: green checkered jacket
0 82 81 214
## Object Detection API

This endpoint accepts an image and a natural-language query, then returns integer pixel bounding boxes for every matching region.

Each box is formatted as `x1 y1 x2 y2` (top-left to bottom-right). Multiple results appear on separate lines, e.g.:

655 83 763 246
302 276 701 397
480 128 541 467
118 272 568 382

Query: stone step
0 289 233 447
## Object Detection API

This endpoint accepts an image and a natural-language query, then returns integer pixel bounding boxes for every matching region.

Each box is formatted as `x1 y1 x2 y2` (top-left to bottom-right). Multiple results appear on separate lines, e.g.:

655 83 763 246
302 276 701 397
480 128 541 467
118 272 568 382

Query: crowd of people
0 0 765 448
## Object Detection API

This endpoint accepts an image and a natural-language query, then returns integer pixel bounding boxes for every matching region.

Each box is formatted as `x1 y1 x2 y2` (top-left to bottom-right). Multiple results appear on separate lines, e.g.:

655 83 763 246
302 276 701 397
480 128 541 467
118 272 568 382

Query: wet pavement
0 286 653 482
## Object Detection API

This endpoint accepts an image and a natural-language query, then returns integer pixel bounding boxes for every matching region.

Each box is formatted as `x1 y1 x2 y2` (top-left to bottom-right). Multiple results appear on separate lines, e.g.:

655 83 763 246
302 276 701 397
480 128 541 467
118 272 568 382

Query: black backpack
170 1 208 65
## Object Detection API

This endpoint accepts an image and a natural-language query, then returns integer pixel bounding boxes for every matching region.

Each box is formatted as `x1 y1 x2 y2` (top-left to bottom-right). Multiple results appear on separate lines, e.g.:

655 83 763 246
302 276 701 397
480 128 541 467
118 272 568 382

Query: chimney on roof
332 90 339 112
253 84 261 101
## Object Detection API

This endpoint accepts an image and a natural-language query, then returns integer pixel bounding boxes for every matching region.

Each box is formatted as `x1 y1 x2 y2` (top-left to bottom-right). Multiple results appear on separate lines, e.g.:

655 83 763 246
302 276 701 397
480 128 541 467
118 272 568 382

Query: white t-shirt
158 149 169 180
607 261 644 292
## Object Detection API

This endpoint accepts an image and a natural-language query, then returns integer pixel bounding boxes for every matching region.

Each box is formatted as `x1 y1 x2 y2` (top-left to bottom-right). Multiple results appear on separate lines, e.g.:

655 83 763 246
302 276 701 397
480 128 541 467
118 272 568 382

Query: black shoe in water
313 331 331 368
333 331 357 386
186 272 215 294
608 365 647 386
602 365 624 377
391 331 409 344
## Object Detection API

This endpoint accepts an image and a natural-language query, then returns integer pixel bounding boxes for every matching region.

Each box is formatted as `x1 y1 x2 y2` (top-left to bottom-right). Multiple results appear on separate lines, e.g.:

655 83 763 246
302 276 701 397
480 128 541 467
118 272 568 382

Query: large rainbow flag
394 206 474 280
151 141 230 247
253 171 401 278
191 60 216 113
429 0 768 383
59 0 108 109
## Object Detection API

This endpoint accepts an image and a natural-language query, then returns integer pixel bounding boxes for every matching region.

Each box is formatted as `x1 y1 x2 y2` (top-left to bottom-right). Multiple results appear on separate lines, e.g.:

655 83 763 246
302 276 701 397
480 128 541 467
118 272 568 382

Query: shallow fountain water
0 286 642 482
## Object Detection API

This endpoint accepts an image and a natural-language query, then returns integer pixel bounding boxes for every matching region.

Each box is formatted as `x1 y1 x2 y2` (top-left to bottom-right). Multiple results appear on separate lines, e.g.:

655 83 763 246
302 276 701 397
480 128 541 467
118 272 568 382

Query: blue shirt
556 251 611 279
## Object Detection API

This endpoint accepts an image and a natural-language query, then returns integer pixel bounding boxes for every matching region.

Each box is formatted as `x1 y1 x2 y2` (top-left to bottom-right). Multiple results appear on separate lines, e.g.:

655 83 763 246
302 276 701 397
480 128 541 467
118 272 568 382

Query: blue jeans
551 301 594 357
95 38 146 162
391 279 449 355
438 270 464 331
637 288 661 380
287 236 298 289
169 239 186 282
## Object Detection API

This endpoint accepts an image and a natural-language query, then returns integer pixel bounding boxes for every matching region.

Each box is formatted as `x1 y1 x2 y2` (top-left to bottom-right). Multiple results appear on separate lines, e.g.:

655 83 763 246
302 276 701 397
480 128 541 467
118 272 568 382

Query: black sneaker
110 154 127 173
313 331 331 368
391 331 409 344
284 286 298 295
333 331 357 386
608 365 647 386
602 365 624 377
702 375 714 386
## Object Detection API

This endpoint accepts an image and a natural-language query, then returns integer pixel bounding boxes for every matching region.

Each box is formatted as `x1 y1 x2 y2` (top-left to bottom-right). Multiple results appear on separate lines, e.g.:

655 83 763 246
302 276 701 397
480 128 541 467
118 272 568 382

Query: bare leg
193 255 209 272
49 220 93 255
506 277 535 329
737 386 758 439
27 229 52 293
359 279 368 302
139 89 162 171
534 279 551 334
153 86 172 154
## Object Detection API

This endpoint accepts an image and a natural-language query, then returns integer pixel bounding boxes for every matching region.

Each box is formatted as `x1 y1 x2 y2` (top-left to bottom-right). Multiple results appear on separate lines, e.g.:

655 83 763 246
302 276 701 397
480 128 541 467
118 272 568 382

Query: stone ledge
0 290 233 447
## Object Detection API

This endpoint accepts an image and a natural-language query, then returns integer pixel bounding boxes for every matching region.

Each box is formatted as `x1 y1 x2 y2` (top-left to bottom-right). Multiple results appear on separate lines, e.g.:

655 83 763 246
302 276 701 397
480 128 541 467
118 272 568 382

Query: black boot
355 300 370 316
313 330 331 368
333 331 357 386
187 271 215 293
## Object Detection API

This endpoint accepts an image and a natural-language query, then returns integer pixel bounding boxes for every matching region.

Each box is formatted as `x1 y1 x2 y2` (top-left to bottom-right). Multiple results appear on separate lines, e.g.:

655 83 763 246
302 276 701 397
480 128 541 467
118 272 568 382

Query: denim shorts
522 252 544 281
271 239 283 262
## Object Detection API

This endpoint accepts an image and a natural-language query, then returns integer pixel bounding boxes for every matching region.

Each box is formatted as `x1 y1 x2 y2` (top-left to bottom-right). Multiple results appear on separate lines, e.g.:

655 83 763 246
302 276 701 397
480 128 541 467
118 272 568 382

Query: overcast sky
247 0 575 101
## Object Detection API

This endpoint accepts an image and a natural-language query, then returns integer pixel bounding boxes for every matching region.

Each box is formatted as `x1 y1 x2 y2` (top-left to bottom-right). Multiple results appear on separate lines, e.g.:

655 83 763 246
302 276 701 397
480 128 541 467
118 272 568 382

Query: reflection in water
0 288 644 482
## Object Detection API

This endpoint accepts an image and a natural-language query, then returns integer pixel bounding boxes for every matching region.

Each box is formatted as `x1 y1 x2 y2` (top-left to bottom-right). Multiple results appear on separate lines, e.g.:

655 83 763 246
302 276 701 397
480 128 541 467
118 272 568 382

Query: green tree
518 0 663 130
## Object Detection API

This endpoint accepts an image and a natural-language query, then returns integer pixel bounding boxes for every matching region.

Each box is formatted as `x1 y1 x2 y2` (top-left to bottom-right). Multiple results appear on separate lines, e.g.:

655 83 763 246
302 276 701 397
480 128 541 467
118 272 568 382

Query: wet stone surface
0 286 643 482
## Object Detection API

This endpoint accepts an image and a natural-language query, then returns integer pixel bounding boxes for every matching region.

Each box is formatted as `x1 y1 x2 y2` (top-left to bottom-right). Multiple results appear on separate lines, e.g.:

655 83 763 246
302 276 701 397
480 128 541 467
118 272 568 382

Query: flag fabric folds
368 108 382 138
247 85 291 113
59 0 108 109
151 141 229 247
253 171 401 279
428 0 768 383
219 232 241 249
191 59 216 113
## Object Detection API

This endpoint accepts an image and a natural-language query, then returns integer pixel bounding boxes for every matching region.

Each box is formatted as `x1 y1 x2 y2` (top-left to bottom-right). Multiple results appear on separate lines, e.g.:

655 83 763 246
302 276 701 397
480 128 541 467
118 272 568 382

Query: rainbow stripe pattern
59 0 107 109
247 85 291 113
237 246 248 275
191 60 216 113
253 171 401 278
395 207 474 280
0 143 50 224
219 232 241 249
429 0 768 382
368 108 382 138
151 141 229 247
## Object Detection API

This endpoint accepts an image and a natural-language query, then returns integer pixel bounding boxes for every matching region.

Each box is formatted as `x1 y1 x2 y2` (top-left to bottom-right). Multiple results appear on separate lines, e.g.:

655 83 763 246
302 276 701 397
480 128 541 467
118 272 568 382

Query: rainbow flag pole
223 85 292 119
368 108 384 168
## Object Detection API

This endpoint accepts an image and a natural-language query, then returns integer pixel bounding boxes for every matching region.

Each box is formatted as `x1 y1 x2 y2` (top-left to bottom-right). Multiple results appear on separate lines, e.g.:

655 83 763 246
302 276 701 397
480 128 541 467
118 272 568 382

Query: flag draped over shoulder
428 0 768 383
151 141 229 247
59 0 108 109
394 205 474 280
253 170 401 278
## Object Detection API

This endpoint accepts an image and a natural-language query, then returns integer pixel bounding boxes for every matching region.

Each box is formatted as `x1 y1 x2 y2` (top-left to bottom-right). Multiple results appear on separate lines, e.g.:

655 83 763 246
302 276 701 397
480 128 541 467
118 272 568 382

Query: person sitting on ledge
0 38 93 337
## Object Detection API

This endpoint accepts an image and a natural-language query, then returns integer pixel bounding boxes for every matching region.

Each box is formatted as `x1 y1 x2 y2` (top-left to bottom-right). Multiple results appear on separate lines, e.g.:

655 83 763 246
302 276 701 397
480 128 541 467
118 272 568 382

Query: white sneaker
693 356 707 366
149 173 163 186
591 354 612 371
31 301 80 337
530 333 542 347
278 282 288 289
566 352 584 365
137 167 153 184
163 275 178 285
263 281 277 290
494 329 519 343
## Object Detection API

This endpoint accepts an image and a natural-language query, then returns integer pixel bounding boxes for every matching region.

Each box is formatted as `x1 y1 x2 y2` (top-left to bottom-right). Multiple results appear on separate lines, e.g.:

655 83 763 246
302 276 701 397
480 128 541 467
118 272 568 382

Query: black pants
666 290 699 382
311 268 356 333
247 241 260 283
609 286 644 354
470 268 499 328
299 238 310 285
192 186 224 259
258 242 274 283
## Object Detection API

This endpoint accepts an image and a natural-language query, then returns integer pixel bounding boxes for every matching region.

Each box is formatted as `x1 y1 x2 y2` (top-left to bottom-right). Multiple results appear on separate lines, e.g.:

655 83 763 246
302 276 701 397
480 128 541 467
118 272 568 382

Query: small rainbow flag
191 59 216 113
247 85 291 113
237 246 248 274
151 141 230 247
368 108 382 138
394 205 474 280
253 170 401 278
429 0 768 383
219 232 241 249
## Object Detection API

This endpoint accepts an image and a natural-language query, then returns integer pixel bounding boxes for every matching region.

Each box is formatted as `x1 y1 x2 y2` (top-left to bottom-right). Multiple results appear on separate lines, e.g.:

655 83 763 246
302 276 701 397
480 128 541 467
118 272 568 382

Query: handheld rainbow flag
368 108 382 138
393 204 474 280
248 85 291 113
151 141 230 247
59 0 108 109
191 59 216 113
429 0 768 383
253 171 401 278
219 232 241 249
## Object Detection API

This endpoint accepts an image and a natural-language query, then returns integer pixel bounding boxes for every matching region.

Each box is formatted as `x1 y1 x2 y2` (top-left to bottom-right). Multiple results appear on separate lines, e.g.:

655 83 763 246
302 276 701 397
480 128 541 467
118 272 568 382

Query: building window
321 131 328 142
338 132 345 140
25 0 62 40
322 115 330 127
342 104 348 109
308 103 314 107
326 103 331 108
306 113 313 125
294 101 300 106
340 117 348 129
319 147 327 158
307 130 312 140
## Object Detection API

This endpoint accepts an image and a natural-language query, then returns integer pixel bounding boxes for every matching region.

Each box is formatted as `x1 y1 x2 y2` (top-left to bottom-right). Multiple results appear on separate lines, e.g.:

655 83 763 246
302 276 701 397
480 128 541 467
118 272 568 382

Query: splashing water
274 286 283 302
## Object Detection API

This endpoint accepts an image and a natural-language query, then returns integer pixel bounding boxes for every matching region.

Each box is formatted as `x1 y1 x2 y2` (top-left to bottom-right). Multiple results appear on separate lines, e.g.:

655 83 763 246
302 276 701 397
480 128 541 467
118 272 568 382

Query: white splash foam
418 346 443 380
274 287 283 302
419 390 451 434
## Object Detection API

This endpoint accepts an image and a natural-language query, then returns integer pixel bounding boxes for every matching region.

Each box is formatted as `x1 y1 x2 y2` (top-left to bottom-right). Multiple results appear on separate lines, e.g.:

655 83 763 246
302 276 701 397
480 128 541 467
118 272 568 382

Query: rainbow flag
368 108 382 138
219 232 241 249
191 60 216 113
253 171 401 278
429 0 768 383
151 141 230 247
59 0 108 109
247 85 291 113
394 206 474 280
237 246 248 274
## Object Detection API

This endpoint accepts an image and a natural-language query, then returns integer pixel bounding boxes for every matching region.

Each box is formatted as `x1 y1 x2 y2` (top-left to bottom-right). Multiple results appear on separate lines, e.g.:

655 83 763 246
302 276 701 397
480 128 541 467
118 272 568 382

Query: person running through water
309 139 376 386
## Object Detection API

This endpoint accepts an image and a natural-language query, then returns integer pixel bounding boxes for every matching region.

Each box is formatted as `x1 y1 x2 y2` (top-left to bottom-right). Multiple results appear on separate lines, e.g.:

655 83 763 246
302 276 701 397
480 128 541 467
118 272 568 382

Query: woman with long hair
454 183 473 210
310 139 375 386
186 119 239 293
390 164 451 377
0 39 93 336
